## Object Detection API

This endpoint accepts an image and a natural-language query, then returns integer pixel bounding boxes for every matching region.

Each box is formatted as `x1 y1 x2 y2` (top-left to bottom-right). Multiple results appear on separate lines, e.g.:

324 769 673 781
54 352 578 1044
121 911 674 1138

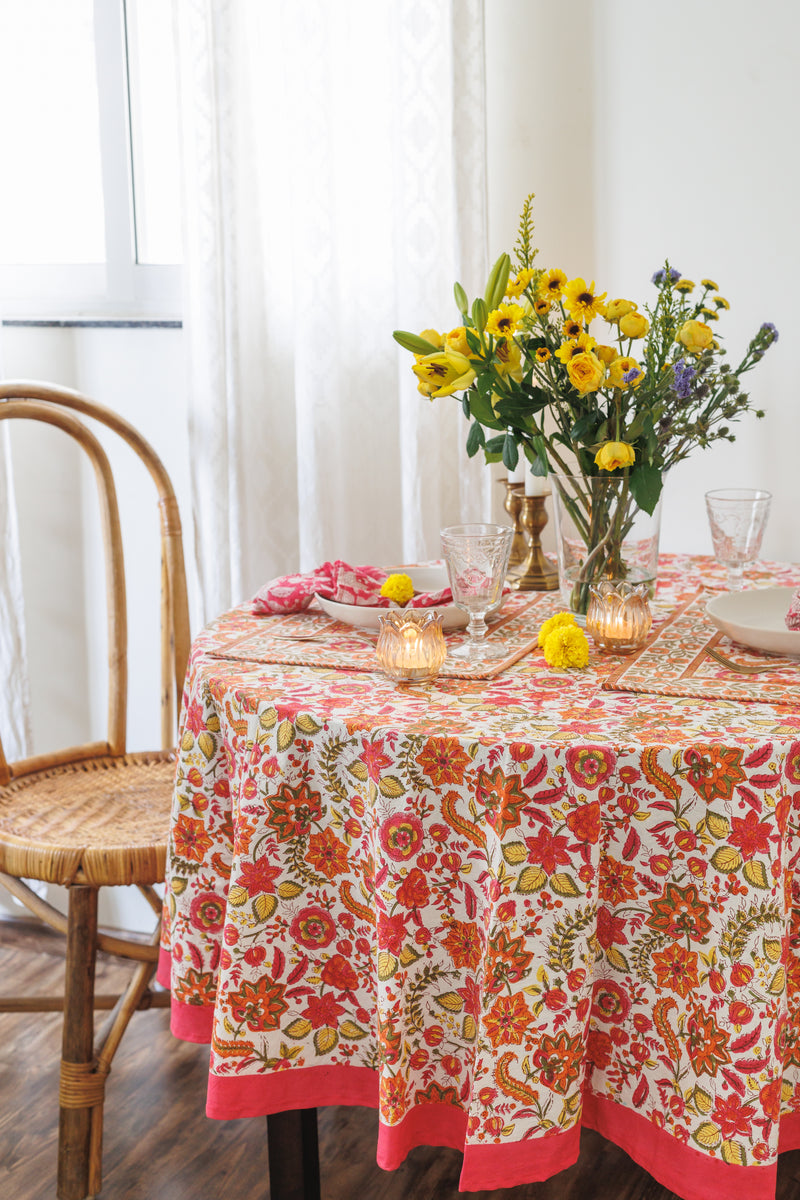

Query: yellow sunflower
486 303 524 338
539 268 567 301
563 277 607 324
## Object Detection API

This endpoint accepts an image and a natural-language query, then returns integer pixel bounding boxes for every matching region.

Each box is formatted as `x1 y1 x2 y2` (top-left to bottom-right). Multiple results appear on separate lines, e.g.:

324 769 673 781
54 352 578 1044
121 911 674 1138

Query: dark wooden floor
3 919 800 1200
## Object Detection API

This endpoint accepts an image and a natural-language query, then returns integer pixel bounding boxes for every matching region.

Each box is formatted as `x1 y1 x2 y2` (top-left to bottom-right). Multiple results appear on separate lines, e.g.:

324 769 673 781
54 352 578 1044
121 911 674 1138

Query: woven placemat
603 592 800 705
210 594 548 681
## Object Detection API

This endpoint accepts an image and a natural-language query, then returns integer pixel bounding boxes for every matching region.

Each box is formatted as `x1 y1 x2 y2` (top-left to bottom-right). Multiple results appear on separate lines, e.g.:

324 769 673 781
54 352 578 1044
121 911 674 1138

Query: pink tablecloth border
159 969 797 1200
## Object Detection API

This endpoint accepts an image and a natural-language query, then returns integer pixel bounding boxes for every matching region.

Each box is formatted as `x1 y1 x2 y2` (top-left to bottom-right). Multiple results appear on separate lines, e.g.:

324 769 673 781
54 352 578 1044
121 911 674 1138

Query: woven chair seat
0 751 176 887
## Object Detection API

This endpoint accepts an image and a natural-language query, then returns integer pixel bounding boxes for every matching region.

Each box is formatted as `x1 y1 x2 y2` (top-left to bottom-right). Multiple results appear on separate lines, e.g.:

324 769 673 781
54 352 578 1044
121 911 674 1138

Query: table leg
266 1109 321 1200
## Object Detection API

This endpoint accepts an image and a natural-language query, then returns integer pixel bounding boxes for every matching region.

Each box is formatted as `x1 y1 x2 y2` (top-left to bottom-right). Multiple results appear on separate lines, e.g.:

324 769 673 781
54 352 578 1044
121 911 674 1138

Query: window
0 0 182 320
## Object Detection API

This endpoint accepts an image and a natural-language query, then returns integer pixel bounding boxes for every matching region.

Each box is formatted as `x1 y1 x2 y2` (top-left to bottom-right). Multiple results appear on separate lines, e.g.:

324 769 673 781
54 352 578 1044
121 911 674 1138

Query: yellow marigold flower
555 332 597 364
495 338 524 381
562 318 583 339
539 268 567 301
538 611 576 648
674 278 695 293
445 326 471 356
412 348 476 398
595 441 636 471
607 355 643 390
567 352 605 395
486 303 524 338
595 343 617 365
714 295 730 309
380 573 415 606
604 298 637 324
677 319 714 355
564 277 607 324
506 267 537 298
534 297 551 316
543 624 590 669
535 347 552 363
700 278 719 291
619 311 650 339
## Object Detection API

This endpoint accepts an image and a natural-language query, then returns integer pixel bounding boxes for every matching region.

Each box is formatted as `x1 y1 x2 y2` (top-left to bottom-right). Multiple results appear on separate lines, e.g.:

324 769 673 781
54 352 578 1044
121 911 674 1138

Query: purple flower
672 358 696 399
760 322 779 343
623 367 642 385
652 266 682 286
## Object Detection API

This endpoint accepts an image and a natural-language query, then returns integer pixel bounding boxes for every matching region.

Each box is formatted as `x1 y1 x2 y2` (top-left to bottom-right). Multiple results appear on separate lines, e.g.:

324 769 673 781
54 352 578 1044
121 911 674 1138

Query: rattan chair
0 381 191 1199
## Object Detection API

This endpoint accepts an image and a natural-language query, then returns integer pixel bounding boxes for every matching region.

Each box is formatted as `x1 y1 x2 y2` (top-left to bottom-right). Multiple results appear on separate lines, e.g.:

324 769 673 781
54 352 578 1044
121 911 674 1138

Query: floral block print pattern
159 555 800 1200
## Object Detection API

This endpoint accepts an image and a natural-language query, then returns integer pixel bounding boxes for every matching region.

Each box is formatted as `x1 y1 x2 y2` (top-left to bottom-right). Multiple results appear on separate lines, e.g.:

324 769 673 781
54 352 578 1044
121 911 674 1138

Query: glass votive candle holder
586 580 652 654
376 609 447 683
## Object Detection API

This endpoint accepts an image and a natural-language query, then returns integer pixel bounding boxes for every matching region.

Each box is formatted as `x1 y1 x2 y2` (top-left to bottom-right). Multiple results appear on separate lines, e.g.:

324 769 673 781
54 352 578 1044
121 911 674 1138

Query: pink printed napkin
252 560 452 615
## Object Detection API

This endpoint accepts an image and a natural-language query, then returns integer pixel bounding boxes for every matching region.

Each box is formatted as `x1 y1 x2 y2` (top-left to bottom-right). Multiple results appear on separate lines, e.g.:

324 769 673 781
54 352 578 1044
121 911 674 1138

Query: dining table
157 552 800 1200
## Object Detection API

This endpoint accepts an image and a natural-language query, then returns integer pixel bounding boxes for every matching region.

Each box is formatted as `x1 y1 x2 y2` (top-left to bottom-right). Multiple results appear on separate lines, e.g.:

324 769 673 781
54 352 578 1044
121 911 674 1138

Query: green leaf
502 433 519 471
392 329 440 355
454 281 469 314
465 327 482 354
466 422 485 458
484 434 506 454
628 463 663 515
467 391 505 430
570 412 601 444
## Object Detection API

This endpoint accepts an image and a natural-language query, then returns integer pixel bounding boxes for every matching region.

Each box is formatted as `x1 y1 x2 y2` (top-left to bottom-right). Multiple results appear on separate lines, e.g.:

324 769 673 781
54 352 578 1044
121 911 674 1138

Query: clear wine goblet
704 488 772 592
441 523 513 660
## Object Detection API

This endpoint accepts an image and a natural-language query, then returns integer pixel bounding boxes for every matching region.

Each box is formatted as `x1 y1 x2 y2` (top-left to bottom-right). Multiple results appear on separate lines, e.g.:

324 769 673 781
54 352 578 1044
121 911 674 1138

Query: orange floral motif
306 827 349 879
484 992 533 1048
565 800 601 843
686 1004 731 1076
683 744 746 802
415 736 472 785
532 1030 584 1094
265 781 323 842
172 813 213 863
442 919 483 970
237 856 281 894
646 883 712 942
485 930 534 992
379 1073 408 1123
477 766 529 837
174 967 216 1005
228 975 288 1032
599 855 639 905
729 809 774 860
652 943 699 998
524 828 571 875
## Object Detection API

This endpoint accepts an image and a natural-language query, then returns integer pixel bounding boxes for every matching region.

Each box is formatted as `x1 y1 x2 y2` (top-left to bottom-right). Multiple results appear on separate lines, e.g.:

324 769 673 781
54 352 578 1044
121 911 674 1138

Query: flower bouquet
393 194 778 613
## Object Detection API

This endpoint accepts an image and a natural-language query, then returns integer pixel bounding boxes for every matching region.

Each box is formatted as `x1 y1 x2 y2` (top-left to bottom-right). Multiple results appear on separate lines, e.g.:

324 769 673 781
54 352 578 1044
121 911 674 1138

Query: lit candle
586 581 652 654
376 610 447 683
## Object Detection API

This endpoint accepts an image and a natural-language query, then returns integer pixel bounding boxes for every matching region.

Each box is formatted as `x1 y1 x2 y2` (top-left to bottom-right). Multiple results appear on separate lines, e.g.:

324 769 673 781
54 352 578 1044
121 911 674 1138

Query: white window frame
0 0 181 322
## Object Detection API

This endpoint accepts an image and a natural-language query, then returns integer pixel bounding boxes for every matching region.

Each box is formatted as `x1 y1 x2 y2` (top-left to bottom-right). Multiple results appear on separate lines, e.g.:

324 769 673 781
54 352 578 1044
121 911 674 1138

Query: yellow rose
445 326 470 356
412 348 476 398
566 352 605 394
604 298 637 323
607 355 643 390
619 311 649 339
677 319 714 355
595 343 617 365
594 441 636 471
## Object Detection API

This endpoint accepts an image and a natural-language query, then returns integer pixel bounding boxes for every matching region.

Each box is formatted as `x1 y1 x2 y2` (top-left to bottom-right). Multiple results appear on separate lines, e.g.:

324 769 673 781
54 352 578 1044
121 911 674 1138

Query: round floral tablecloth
159 554 800 1200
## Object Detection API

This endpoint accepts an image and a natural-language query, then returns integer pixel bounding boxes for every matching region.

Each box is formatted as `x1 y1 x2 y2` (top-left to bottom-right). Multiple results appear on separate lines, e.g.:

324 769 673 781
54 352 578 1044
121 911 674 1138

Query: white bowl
705 586 800 657
315 564 505 632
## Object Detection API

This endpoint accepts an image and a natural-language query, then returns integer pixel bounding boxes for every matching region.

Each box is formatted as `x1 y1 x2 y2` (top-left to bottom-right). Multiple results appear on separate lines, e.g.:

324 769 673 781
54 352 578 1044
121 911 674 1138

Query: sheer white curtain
0 424 32 760
173 0 492 623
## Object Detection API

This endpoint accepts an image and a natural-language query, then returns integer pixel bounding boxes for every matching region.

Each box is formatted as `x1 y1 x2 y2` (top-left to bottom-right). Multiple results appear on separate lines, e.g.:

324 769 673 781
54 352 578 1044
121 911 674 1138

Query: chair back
0 381 190 785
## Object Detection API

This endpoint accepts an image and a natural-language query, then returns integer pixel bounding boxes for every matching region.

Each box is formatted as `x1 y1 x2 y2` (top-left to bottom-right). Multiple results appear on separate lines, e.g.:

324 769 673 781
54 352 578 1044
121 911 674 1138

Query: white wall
485 0 797 561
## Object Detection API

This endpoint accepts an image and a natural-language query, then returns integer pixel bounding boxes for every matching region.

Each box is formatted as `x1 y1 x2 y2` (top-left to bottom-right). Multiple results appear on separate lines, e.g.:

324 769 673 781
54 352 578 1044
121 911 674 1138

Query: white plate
705 587 800 657
315 564 505 632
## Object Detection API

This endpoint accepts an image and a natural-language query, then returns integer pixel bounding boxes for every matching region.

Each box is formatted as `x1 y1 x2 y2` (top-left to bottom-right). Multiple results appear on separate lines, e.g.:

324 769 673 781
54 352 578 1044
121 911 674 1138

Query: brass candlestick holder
501 480 528 569
511 494 559 592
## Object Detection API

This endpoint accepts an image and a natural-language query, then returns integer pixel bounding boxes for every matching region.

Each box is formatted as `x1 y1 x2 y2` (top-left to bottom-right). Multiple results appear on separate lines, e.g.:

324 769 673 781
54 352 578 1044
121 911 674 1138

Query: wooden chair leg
267 1109 321 1200
57 886 101 1200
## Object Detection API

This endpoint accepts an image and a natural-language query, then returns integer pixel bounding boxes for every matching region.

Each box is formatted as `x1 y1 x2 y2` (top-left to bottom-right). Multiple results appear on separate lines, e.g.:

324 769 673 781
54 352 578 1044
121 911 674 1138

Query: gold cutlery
705 645 800 675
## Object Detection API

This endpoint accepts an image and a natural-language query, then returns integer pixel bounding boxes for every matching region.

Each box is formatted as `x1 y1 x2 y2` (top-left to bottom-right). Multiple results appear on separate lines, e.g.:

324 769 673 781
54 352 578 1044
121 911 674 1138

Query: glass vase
550 473 664 616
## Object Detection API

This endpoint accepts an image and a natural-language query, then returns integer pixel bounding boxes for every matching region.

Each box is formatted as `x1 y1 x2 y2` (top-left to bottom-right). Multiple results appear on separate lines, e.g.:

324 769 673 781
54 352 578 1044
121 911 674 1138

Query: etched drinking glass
441 523 513 660
704 488 771 592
